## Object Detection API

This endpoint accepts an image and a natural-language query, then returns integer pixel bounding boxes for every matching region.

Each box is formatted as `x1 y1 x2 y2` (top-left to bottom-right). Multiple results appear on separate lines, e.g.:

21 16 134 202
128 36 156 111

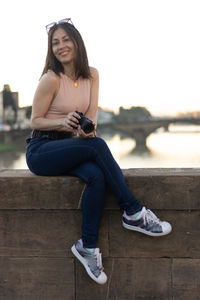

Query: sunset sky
1 0 200 116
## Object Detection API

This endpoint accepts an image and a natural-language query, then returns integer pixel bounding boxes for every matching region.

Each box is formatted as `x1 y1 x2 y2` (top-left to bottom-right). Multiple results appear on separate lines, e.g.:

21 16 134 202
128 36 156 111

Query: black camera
75 111 95 134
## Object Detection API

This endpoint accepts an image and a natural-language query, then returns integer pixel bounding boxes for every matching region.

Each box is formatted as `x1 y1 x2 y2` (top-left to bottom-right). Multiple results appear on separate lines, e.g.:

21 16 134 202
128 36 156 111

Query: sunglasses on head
45 18 74 33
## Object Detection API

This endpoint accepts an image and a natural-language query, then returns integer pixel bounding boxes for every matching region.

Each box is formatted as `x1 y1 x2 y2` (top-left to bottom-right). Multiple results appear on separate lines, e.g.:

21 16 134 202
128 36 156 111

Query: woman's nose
58 41 65 48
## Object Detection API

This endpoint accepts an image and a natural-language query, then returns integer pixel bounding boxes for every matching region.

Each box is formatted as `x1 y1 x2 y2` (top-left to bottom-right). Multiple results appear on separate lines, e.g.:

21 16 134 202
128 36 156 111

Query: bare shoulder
89 67 99 80
33 71 60 101
39 70 60 88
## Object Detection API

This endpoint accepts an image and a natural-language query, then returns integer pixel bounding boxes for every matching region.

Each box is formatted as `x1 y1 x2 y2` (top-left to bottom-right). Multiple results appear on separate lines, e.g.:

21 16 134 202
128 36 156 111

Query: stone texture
76 258 172 300
0 168 200 299
122 168 200 210
0 210 109 257
172 259 200 300
109 210 200 258
0 257 75 300
1 168 200 210
0 174 85 209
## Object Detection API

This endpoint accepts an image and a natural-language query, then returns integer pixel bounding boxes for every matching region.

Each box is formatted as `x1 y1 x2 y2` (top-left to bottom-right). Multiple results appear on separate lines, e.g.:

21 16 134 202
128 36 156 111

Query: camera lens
82 122 94 133
79 118 94 133
75 111 94 133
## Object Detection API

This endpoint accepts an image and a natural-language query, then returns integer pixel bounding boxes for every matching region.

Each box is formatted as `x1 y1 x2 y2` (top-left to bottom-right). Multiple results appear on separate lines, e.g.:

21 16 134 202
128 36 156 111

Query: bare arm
31 72 79 131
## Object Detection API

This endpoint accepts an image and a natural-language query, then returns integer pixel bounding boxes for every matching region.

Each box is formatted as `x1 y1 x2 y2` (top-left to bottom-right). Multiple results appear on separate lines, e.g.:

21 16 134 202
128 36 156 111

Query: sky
0 0 200 116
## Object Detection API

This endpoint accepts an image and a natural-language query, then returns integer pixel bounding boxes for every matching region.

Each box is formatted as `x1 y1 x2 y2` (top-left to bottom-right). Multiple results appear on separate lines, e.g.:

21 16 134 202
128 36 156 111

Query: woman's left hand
77 125 96 138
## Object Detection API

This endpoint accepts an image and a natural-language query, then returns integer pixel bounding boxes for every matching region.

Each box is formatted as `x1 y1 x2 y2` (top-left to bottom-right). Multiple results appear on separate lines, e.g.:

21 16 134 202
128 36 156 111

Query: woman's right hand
62 111 81 132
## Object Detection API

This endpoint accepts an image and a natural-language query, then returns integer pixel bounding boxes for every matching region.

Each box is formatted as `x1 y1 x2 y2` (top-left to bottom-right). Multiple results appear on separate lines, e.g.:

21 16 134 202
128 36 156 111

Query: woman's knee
71 161 105 187
90 137 109 151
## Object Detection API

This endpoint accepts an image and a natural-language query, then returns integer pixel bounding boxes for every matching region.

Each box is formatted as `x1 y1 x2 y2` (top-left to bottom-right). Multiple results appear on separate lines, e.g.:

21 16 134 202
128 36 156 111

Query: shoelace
143 208 161 225
94 250 103 271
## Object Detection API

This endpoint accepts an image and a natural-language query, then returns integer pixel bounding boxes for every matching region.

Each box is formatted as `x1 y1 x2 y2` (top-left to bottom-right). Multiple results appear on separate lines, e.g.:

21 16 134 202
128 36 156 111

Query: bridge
99 117 200 150
1 117 200 150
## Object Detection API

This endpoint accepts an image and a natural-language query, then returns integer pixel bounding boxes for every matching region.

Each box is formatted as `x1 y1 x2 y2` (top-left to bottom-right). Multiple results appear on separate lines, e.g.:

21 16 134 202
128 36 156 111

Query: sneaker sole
71 245 107 284
122 221 172 236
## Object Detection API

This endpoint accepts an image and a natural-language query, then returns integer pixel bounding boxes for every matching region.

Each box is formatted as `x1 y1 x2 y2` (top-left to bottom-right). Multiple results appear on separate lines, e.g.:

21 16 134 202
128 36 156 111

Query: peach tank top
45 73 91 124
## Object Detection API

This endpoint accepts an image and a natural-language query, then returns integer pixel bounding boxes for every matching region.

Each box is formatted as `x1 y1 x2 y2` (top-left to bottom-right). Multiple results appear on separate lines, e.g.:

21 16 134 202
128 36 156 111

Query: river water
1 124 200 169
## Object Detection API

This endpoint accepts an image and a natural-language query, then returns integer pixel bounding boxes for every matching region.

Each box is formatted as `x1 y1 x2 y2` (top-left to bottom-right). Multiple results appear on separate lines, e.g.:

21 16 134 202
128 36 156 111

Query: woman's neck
63 63 76 79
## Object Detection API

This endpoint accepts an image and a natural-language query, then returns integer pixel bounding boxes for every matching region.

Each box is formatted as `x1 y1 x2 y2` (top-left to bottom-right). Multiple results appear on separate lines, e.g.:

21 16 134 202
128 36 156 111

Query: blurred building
0 84 32 129
0 84 18 125
97 107 115 124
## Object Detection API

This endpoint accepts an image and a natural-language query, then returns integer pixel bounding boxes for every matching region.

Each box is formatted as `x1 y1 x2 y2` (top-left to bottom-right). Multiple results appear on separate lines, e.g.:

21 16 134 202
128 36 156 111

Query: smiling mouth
59 50 69 56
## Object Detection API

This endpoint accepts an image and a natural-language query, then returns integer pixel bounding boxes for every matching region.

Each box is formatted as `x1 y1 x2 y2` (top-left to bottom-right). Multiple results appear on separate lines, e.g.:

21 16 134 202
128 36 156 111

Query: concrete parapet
0 168 200 299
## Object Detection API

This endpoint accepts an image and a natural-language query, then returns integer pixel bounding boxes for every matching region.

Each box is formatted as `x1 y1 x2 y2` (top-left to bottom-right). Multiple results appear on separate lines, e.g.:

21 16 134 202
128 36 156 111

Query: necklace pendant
74 82 78 87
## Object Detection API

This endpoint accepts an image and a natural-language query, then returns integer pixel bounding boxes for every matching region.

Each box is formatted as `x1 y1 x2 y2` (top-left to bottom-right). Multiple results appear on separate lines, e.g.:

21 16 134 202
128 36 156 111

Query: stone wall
0 168 200 300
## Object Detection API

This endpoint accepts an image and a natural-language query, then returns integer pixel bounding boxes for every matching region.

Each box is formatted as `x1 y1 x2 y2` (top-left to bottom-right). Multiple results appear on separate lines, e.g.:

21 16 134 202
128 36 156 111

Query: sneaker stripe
122 207 172 237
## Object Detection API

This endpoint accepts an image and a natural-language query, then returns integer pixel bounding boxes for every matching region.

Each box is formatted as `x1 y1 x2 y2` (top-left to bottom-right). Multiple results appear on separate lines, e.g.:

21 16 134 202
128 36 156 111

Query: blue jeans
26 136 142 248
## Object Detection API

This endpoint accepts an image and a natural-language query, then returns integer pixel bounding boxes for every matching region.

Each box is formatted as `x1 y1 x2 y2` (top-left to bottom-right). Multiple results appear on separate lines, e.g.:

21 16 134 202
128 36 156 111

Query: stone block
0 171 85 209
75 258 171 300
0 210 109 257
172 258 200 300
109 210 200 258
1 169 200 210
0 257 74 300
123 168 200 210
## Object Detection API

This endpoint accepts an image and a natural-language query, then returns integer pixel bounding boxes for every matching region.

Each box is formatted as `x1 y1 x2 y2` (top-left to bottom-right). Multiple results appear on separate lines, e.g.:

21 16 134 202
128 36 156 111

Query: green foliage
118 106 152 122
0 144 17 152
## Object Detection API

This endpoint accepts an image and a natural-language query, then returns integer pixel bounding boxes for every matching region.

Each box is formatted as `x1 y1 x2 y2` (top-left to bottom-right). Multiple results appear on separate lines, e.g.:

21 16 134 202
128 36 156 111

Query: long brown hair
41 23 91 80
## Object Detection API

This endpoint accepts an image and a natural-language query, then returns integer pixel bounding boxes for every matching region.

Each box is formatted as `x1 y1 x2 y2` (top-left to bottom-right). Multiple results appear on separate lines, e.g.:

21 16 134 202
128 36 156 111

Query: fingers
63 112 96 138
63 111 81 131
77 125 96 138
68 112 80 128
73 111 81 120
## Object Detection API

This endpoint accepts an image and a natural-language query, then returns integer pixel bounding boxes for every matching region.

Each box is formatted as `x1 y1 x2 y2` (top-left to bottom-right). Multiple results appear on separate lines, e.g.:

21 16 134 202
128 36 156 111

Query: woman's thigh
26 137 96 175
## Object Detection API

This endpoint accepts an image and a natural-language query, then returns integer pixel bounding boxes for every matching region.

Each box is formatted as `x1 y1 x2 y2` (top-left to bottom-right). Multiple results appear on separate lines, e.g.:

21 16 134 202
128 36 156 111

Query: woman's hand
62 111 81 132
77 124 96 138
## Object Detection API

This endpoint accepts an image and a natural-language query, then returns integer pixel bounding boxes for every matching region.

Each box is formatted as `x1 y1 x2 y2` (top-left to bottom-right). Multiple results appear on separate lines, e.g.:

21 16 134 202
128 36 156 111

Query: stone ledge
0 168 199 299
0 169 200 210
1 168 200 177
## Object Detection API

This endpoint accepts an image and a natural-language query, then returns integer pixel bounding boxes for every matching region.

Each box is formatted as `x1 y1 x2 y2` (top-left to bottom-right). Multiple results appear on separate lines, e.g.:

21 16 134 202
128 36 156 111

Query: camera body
75 111 95 134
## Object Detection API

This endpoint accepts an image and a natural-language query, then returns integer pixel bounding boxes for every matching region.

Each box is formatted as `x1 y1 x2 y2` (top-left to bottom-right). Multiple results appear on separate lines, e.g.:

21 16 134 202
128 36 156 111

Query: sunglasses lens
46 22 56 33
46 18 74 33
58 18 71 24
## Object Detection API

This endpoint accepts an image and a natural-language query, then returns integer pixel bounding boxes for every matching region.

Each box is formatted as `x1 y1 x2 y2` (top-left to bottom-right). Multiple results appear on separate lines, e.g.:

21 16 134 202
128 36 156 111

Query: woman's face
52 28 75 65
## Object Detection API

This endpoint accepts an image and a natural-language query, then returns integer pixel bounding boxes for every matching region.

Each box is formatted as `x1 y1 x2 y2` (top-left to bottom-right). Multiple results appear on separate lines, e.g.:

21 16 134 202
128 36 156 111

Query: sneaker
71 239 107 284
122 206 172 236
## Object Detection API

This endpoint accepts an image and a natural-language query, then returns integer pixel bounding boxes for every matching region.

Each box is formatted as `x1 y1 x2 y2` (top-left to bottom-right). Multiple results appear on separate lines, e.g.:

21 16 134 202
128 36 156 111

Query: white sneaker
122 207 172 236
71 239 107 284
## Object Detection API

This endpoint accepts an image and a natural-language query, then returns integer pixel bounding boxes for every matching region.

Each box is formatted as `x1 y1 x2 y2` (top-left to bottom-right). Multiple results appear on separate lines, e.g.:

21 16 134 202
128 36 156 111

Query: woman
26 18 172 285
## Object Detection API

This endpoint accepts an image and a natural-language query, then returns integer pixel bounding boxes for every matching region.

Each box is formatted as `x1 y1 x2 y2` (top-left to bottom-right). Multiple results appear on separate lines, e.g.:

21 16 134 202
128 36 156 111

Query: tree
118 106 152 122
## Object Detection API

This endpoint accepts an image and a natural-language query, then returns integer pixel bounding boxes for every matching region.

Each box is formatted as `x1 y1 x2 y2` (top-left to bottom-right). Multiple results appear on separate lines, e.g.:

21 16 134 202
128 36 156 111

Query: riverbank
0 143 19 152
